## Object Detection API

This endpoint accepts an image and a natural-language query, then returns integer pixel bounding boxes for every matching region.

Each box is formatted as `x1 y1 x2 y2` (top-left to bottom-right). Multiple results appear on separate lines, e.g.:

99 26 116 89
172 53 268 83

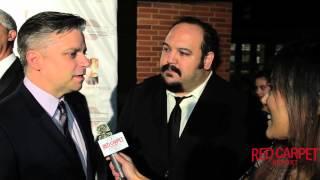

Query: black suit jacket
118 74 249 180
0 58 24 100
0 84 106 180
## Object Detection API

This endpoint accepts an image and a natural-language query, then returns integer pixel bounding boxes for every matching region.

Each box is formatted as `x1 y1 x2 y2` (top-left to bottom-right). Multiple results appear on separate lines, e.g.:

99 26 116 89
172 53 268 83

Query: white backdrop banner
1 0 118 137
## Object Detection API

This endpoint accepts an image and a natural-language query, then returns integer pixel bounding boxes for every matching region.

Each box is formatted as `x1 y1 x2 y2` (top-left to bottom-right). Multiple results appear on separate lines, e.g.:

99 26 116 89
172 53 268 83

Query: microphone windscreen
96 124 112 140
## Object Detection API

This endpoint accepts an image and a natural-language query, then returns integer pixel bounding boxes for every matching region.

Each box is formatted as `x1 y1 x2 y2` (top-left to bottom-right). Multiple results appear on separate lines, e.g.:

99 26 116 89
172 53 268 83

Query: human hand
107 153 149 180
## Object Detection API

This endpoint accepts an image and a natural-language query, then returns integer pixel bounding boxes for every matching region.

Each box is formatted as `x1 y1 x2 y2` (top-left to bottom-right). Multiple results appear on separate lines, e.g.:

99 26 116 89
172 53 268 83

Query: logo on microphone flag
98 132 128 157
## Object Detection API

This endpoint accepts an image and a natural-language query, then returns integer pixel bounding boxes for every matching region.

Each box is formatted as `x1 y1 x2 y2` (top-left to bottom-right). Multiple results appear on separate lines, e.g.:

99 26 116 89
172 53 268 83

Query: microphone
96 124 129 180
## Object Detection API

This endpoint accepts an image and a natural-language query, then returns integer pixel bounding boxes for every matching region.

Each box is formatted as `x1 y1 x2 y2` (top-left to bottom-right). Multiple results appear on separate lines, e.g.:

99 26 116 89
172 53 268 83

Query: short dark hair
255 69 271 83
170 16 221 70
17 11 86 65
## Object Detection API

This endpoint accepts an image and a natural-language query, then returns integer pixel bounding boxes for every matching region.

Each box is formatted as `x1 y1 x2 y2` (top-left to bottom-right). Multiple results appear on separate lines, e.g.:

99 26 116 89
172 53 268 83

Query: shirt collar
23 77 62 117
166 71 212 99
0 53 16 78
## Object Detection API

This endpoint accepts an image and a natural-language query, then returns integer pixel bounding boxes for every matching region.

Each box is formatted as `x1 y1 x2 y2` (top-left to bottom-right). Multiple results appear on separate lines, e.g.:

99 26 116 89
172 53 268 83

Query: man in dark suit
0 9 23 100
115 17 249 180
0 12 107 180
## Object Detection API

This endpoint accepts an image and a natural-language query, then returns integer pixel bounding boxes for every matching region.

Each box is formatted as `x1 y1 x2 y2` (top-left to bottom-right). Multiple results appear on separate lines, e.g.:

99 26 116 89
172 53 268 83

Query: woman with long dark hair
242 40 320 179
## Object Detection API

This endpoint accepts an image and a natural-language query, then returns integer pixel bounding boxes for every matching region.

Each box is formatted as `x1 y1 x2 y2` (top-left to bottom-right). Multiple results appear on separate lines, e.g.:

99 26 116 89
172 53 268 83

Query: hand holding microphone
96 124 128 180
108 153 150 180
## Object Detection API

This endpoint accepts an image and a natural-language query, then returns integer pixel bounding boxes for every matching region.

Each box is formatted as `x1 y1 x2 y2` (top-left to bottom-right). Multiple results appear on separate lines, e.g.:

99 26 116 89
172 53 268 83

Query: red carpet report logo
251 147 319 166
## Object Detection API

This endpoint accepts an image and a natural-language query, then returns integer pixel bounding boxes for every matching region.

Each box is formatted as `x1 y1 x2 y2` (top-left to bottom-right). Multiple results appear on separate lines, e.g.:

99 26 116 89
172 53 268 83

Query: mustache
160 64 181 76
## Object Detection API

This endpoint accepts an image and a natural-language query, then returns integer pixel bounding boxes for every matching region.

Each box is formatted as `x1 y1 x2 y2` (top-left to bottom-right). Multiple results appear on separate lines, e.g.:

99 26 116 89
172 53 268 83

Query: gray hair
0 9 17 31
17 11 86 65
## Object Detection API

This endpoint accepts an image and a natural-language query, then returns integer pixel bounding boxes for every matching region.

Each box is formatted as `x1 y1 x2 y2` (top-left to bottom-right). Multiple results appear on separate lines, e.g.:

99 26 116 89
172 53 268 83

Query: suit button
164 170 169 178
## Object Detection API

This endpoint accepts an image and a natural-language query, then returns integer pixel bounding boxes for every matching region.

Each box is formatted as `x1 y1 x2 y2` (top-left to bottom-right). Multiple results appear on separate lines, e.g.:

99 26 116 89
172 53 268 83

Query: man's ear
26 50 42 71
7 30 17 42
203 52 214 70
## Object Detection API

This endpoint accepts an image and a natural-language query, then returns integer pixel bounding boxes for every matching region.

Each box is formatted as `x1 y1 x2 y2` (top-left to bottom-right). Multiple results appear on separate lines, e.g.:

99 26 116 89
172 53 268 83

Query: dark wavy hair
260 40 320 179
170 16 221 70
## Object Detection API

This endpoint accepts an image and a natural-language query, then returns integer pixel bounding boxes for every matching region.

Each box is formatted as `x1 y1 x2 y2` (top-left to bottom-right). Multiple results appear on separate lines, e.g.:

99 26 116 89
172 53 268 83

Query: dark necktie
58 101 72 136
57 101 86 178
168 96 189 157
57 101 82 162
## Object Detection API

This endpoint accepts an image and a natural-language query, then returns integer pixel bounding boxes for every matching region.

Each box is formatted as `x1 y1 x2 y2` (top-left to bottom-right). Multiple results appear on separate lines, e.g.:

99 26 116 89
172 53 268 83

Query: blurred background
118 0 320 109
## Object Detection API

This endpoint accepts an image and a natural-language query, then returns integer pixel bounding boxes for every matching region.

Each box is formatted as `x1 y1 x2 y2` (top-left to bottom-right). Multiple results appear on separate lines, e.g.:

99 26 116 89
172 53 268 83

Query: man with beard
117 16 249 180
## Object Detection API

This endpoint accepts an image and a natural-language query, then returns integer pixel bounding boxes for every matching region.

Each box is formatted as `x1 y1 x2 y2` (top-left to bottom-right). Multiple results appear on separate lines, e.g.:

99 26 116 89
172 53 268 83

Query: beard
164 81 183 92
160 64 184 92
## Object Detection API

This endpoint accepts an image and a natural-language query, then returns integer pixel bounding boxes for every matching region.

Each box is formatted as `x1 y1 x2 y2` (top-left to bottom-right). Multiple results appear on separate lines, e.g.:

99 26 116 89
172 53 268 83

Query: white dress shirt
166 72 212 136
0 53 16 79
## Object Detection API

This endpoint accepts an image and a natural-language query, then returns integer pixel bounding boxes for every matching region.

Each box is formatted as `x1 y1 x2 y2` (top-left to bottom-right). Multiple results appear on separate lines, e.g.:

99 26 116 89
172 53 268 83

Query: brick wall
137 1 232 82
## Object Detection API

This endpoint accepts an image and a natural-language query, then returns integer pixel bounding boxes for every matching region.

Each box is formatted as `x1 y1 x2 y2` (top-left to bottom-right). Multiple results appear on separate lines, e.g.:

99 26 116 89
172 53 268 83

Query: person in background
255 70 271 112
116 16 249 180
0 11 107 180
0 9 23 100
246 70 272 148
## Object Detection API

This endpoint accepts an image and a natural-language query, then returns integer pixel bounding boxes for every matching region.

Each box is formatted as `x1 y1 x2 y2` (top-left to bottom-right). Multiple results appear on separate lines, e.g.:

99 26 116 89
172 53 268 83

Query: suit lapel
160 79 170 164
151 77 169 164
179 74 218 139
18 85 85 162
154 78 168 128
65 92 94 178
0 58 24 96
65 93 92 152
